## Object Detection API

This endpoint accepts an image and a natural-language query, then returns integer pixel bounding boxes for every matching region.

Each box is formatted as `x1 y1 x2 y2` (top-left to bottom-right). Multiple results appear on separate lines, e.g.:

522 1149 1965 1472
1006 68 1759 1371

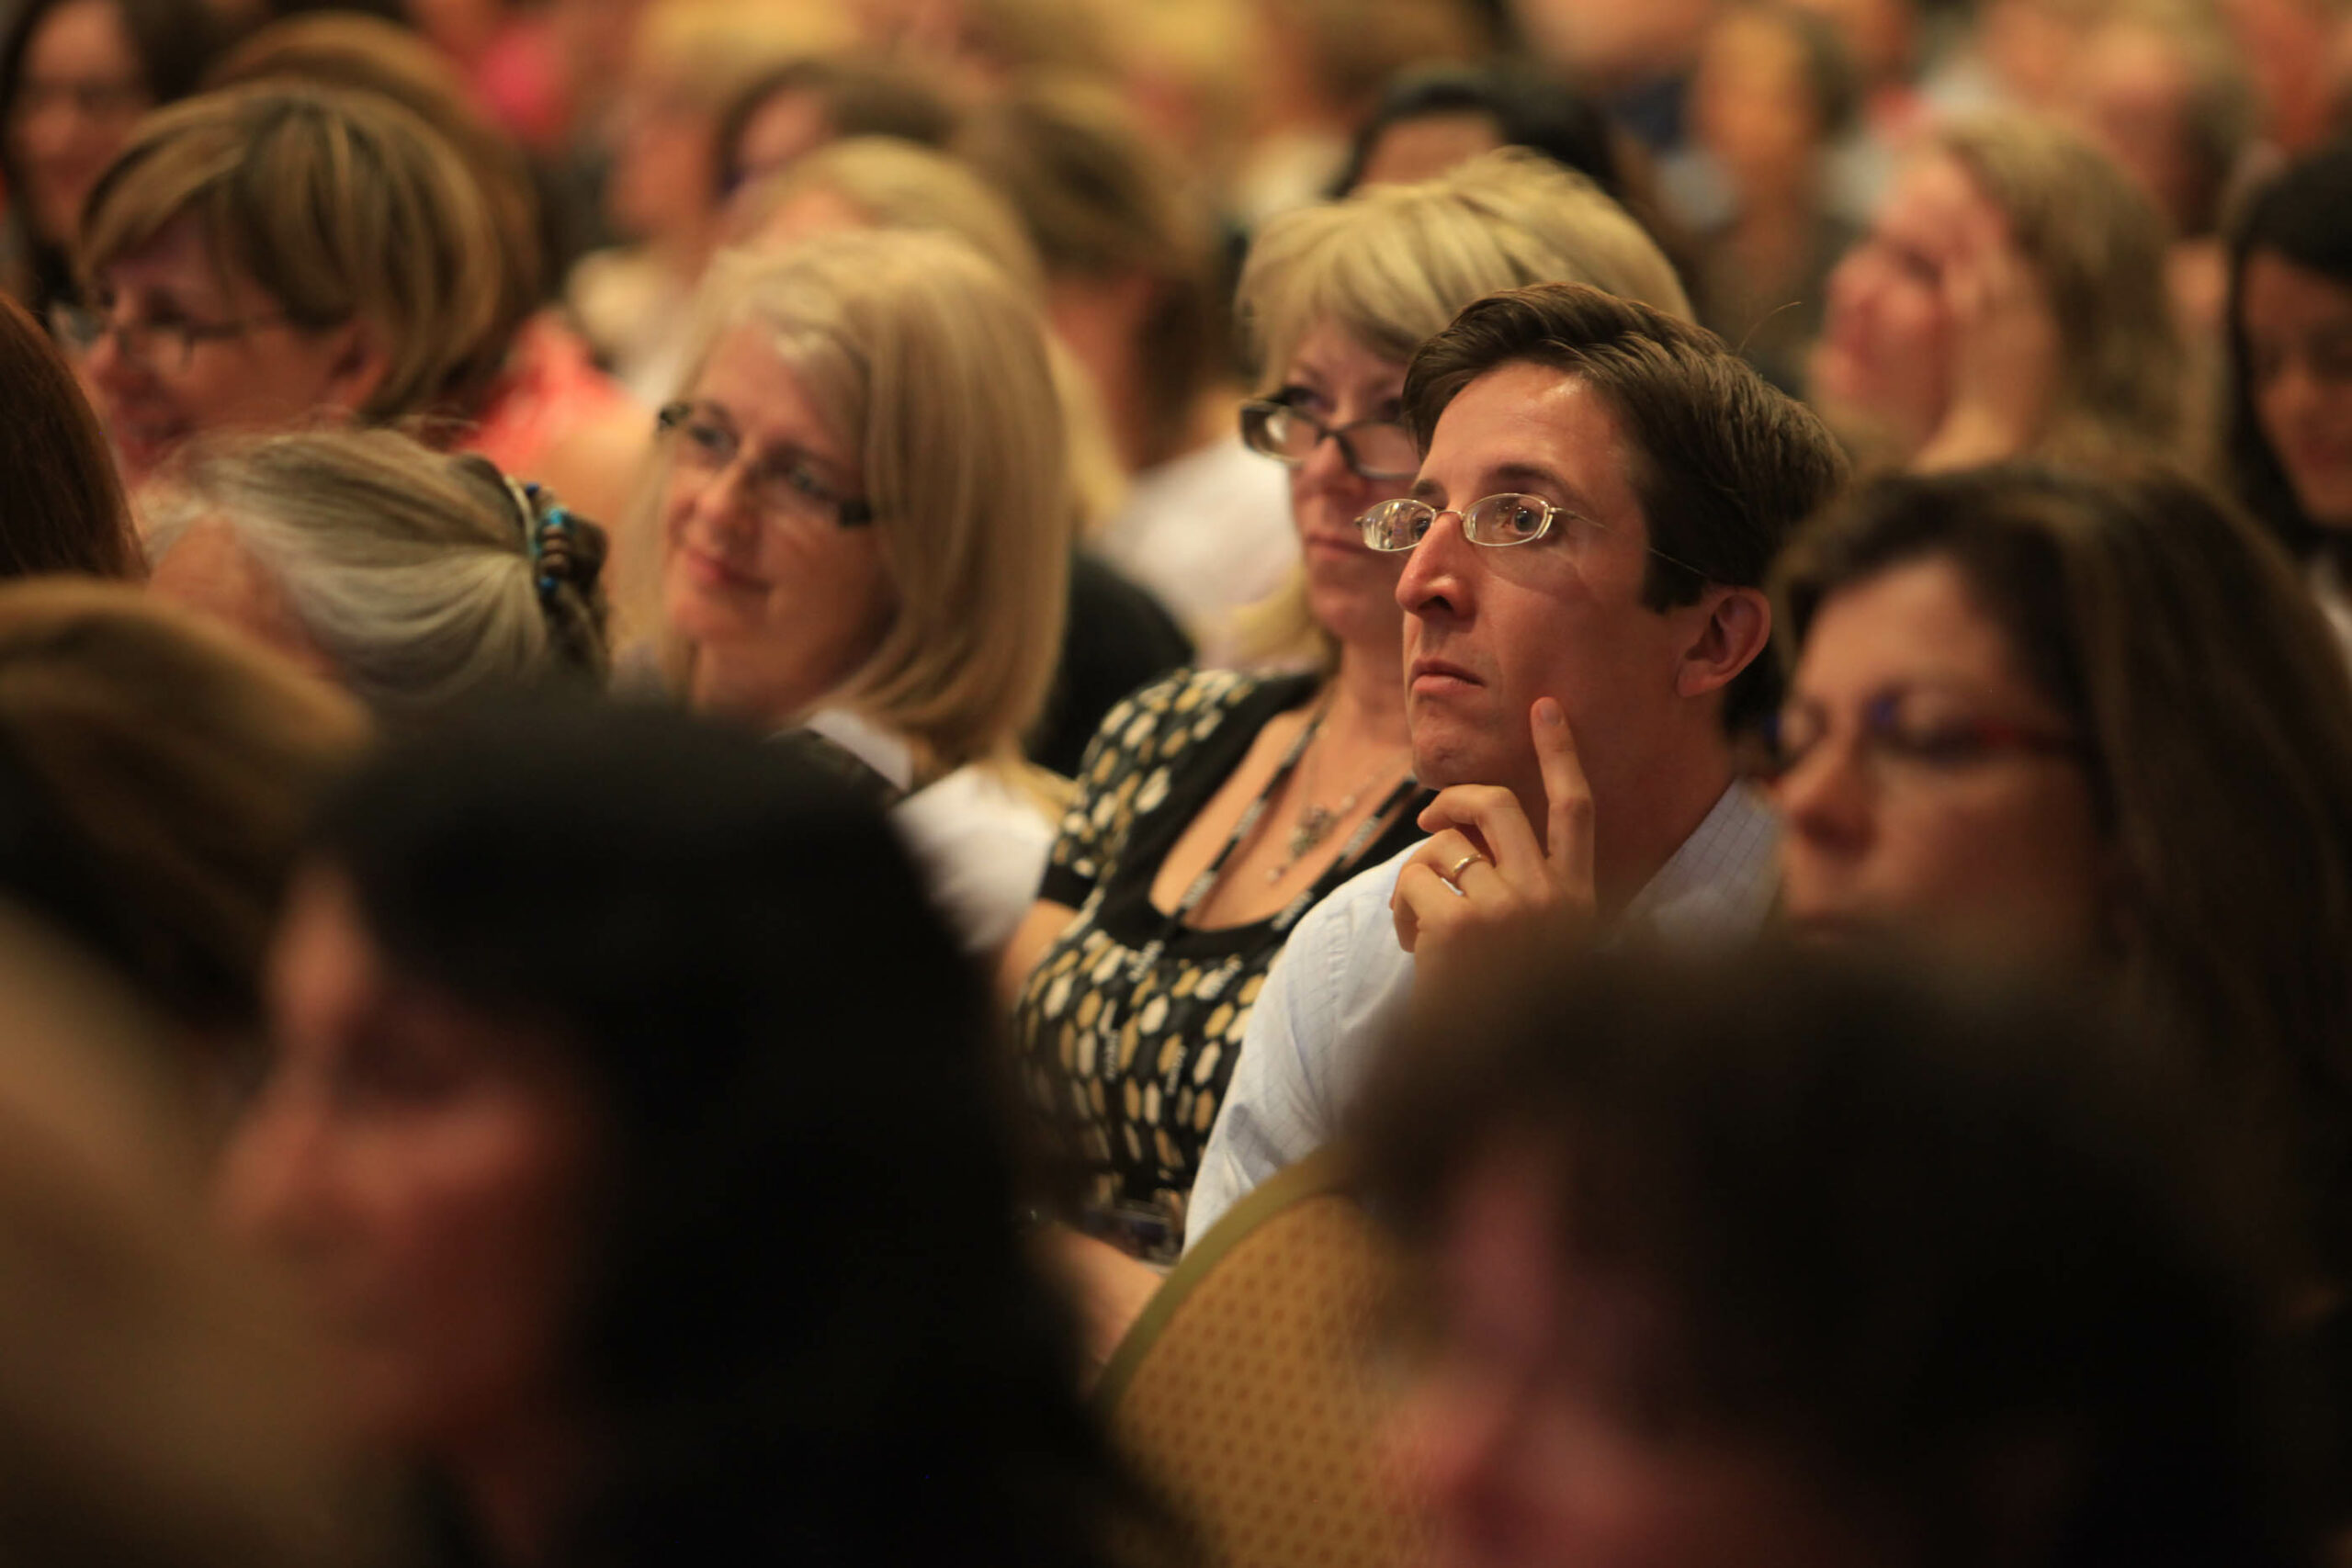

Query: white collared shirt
797 708 1053 959
1182 780 1780 1248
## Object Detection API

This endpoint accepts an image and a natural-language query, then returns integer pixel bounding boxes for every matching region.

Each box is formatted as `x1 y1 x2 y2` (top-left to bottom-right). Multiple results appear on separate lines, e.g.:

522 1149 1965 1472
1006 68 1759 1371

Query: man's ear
1673 585 1771 700
317 321 392 416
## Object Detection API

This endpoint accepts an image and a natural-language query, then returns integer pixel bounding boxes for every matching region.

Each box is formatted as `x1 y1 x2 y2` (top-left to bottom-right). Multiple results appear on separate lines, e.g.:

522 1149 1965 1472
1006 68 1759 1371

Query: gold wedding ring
1445 852 1484 883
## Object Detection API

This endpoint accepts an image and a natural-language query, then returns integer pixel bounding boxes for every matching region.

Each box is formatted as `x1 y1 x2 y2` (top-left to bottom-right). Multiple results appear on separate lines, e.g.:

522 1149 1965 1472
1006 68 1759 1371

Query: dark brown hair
2222 140 2352 560
715 53 959 193
0 292 139 579
1402 280 1849 726
1776 462 2352 1279
1359 945 2321 1568
0 578 369 1042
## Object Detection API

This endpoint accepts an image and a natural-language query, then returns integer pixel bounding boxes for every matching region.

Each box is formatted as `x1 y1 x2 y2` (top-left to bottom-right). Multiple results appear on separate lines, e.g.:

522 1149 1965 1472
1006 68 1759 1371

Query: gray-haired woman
146 427 609 718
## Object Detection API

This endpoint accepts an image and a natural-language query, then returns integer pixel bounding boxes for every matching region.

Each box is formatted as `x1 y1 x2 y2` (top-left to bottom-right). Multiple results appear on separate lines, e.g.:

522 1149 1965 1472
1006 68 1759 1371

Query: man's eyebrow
1409 474 1446 502
1490 462 1595 513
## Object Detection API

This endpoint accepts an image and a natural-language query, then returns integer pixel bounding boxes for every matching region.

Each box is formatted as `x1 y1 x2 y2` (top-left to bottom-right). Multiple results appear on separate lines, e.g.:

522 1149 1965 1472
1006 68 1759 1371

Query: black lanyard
1123 703 1420 997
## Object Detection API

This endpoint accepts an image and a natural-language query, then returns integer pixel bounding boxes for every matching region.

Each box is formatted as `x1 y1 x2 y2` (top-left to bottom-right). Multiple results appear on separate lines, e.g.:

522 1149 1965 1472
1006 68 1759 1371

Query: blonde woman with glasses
650 228 1069 960
996 148 1692 1349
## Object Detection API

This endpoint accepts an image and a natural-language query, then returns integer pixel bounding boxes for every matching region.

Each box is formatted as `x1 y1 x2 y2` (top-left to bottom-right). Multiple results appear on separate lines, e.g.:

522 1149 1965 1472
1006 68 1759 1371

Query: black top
1028 551 1193 778
1014 669 1427 1252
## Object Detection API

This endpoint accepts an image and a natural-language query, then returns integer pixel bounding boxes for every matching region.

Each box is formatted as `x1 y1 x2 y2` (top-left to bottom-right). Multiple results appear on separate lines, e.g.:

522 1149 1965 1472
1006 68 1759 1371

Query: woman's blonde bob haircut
1233 147 1690 661
1928 110 2188 460
78 83 508 421
662 231 1070 780
1238 145 1692 385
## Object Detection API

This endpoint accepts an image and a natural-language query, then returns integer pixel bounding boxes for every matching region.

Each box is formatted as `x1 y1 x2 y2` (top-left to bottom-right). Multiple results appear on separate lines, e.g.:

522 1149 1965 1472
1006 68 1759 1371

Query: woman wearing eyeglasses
649 229 1068 961
996 150 1693 1336
0 0 222 323
65 82 506 492
1767 464 2352 1439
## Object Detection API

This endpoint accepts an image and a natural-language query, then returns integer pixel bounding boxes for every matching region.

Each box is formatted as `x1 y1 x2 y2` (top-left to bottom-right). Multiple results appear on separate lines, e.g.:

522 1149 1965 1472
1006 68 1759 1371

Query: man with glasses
1184 282 1850 1247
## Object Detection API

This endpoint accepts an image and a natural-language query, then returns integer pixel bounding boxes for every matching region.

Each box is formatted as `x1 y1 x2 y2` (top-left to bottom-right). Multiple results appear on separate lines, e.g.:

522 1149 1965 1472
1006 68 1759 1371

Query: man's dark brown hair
1402 282 1849 727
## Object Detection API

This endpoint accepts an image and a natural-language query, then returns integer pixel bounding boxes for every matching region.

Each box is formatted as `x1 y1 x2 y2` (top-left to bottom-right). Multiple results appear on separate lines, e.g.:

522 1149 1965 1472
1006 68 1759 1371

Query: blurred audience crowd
0 0 2348 1562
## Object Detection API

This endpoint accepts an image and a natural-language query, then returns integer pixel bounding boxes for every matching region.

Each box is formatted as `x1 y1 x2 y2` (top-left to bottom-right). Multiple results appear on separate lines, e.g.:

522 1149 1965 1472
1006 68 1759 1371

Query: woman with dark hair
1361 945 2327 1568
219 697 1154 1568
0 290 138 577
1331 62 1626 197
0 0 224 318
713 52 958 201
1766 463 2352 1349
2222 140 2352 649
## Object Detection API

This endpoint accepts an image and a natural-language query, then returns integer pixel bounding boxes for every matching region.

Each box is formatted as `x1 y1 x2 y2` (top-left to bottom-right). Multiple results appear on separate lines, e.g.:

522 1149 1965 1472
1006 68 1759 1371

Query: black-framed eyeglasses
1238 398 1419 480
656 400 873 527
48 299 295 375
1355 492 1707 579
1749 690 2087 784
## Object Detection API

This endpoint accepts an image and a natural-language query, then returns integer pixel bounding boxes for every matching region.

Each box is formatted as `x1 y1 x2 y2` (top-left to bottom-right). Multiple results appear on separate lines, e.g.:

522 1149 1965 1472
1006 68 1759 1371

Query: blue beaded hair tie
503 476 574 604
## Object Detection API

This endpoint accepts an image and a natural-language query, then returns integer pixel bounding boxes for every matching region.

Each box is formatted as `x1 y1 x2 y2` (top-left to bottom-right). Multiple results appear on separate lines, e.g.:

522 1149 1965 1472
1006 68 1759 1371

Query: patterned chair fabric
1095 1146 1430 1568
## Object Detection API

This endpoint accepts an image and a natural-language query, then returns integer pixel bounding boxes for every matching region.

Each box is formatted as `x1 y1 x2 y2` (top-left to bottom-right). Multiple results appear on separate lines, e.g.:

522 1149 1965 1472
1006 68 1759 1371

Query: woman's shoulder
895 763 1057 956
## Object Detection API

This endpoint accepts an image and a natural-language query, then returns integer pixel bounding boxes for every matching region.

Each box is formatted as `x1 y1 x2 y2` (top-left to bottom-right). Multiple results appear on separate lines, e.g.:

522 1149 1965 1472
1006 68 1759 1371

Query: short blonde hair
1239 146 1692 383
745 136 1046 294
80 84 508 423
1233 147 1691 663
664 231 1070 778
1930 110 2188 459
149 429 612 716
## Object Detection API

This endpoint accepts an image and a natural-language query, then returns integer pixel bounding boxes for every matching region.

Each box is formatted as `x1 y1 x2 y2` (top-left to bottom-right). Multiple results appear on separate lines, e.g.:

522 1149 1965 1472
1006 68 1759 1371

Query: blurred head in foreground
0 579 368 1081
219 697 1145 1567
1360 945 2321 1568
0 906 354 1568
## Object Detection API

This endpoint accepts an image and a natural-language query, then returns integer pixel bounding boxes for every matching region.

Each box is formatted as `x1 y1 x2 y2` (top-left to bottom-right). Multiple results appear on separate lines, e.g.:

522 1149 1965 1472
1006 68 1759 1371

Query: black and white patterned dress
1012 669 1427 1249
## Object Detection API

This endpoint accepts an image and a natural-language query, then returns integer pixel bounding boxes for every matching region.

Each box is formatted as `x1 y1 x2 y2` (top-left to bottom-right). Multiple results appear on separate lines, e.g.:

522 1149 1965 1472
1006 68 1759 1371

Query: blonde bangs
1238 148 1689 387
